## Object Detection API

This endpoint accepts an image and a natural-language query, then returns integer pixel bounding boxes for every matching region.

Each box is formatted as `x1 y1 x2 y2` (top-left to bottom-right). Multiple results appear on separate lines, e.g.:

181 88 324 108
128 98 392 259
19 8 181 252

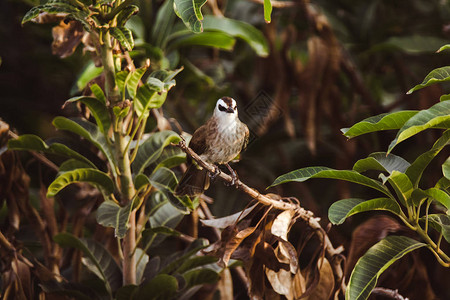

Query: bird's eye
218 104 227 112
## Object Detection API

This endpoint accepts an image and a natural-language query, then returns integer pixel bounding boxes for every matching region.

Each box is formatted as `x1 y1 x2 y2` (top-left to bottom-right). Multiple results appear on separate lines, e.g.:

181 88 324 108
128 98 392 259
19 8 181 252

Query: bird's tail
174 164 209 197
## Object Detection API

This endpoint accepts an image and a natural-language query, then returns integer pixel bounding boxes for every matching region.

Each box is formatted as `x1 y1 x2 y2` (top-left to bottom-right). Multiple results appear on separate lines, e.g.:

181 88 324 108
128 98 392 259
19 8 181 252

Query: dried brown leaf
52 20 84 58
304 258 334 300
200 204 258 229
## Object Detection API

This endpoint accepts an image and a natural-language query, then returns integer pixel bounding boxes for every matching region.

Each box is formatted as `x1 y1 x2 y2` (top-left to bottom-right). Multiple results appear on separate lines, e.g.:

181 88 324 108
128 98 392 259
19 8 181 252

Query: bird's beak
226 107 234 113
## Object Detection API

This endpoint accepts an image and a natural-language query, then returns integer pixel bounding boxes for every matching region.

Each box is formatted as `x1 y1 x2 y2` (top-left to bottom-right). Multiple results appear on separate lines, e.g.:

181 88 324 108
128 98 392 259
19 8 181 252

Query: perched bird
175 97 249 196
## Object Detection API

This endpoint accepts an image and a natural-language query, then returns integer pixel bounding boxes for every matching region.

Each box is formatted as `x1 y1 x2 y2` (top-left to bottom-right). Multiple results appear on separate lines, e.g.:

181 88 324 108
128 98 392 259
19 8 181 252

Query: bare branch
372 287 409 300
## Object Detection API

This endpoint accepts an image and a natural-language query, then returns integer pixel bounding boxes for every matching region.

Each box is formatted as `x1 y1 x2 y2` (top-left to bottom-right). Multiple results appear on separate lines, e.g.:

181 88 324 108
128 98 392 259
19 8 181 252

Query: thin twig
247 0 297 8
372 287 409 300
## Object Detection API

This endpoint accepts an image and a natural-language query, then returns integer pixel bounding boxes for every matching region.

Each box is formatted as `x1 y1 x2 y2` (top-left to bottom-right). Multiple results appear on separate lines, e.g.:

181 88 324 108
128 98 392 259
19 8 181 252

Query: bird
175 97 249 197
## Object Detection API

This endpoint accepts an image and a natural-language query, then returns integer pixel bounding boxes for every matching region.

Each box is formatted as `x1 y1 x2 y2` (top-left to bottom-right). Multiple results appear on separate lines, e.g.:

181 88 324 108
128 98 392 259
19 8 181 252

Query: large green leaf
406 130 450 187
110 27 135 51
58 159 95 173
135 274 178 300
388 101 450 153
72 62 103 94
127 67 147 99
53 233 122 295
346 236 426 300
152 146 186 171
167 31 236 51
183 268 220 288
47 168 114 197
176 256 218 274
353 152 410 174
382 171 413 206
96 200 134 238
341 111 418 138
160 239 209 274
203 16 269 57
135 84 163 117
422 214 450 243
142 226 182 251
116 5 139 27
22 3 79 24
52 117 116 174
423 188 450 213
269 167 391 197
173 0 207 33
132 131 181 174
408 66 450 94
152 0 177 47
443 157 450 180
149 191 185 229
8 134 95 168
328 198 401 225
64 96 111 134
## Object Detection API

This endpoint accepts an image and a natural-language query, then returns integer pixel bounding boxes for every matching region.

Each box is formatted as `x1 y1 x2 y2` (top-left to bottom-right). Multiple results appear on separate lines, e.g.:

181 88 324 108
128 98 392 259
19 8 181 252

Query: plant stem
101 28 137 285
415 226 450 266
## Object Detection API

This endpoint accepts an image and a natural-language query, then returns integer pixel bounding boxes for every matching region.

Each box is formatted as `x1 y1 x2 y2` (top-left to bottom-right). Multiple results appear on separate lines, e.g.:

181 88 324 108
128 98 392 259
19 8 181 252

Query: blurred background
1 0 450 298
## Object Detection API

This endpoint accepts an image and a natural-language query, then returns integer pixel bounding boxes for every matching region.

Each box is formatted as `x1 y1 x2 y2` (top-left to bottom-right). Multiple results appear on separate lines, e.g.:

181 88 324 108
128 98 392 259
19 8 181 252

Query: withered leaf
303 258 334 300
200 204 258 229
52 20 84 58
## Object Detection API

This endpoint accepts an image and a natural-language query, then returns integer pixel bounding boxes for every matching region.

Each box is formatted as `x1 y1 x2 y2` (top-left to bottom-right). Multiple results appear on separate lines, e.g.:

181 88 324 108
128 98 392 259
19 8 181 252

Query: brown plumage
175 97 249 197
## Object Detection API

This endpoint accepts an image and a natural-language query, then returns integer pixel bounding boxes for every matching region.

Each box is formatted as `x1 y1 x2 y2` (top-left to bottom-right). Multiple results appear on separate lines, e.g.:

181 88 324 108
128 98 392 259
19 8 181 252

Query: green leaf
203 16 269 57
341 111 418 139
127 67 147 99
8 134 95 168
72 62 103 94
183 268 220 287
96 200 134 238
58 159 95 173
52 117 116 175
142 226 182 250
153 146 186 171
408 66 450 94
269 167 391 197
423 187 450 213
152 0 177 47
132 131 181 174
437 44 450 53
47 168 114 197
346 236 426 300
110 27 135 51
176 256 218 274
440 94 450 102
149 191 185 229
328 198 402 225
64 96 111 134
90 83 107 104
135 274 178 300
406 130 450 186
116 285 138 300
116 70 129 96
263 0 273 23
22 4 79 24
443 157 450 180
160 239 209 274
383 171 413 206
116 5 139 27
380 35 448 54
53 233 122 295
388 101 450 153
167 32 236 51
173 0 207 33
134 84 161 117
353 152 410 174
148 167 178 192
421 214 450 243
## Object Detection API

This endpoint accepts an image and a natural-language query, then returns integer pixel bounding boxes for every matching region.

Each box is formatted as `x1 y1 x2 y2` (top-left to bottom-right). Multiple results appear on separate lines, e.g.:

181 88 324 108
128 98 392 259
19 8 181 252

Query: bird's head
214 97 238 118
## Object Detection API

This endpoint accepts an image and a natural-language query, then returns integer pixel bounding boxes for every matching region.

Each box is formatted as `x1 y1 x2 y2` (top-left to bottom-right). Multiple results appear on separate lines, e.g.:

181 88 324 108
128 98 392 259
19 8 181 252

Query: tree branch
176 140 346 293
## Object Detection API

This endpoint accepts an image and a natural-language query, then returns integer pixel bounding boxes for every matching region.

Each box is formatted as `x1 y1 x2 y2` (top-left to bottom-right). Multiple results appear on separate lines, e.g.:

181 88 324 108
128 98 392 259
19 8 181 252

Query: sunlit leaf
406 130 450 186
22 4 79 24
421 214 450 243
47 168 114 197
328 198 401 225
54 233 122 295
167 32 236 51
346 236 426 300
127 67 147 99
71 62 103 94
341 111 417 138
110 27 134 51
8 134 95 168
423 187 450 213
443 157 450 180
58 158 94 173
64 96 111 134
408 66 450 94
388 101 450 153
132 131 181 174
203 16 269 57
437 44 450 53
269 167 391 197
116 5 139 27
353 152 410 174
173 0 207 33
90 83 107 104
382 171 413 206
263 0 272 23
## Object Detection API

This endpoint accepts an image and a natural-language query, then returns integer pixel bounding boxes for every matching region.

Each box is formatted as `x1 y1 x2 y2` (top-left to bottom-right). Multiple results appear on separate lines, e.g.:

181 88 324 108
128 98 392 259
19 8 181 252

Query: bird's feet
209 165 221 180
225 163 239 187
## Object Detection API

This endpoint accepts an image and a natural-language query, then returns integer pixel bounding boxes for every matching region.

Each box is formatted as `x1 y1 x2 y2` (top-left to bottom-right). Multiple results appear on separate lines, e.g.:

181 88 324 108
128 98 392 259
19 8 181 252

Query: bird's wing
242 124 250 152
189 124 209 156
